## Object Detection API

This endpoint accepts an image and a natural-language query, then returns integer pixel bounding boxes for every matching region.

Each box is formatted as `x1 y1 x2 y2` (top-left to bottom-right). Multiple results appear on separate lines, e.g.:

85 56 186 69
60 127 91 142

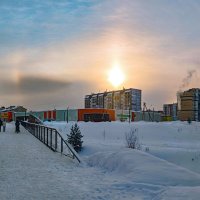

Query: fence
21 121 81 163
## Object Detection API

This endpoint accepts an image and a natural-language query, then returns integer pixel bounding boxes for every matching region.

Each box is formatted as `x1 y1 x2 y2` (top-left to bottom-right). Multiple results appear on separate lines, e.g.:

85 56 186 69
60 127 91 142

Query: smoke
179 70 197 91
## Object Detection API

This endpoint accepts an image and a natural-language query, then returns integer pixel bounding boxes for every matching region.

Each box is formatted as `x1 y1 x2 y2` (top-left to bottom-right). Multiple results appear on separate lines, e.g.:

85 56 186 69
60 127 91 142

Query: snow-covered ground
1 121 200 199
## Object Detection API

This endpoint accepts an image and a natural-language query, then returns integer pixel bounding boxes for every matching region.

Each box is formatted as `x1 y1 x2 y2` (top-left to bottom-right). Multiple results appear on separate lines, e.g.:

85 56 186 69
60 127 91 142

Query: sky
0 0 200 111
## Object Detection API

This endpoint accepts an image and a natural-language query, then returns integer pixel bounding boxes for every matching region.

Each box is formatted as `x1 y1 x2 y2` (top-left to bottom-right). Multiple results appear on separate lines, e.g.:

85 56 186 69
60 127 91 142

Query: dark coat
15 120 20 133
15 120 20 126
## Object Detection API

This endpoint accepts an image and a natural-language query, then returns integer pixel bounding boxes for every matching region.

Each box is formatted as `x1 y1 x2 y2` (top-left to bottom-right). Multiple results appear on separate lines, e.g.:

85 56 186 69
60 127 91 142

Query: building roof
86 88 141 97
0 106 26 112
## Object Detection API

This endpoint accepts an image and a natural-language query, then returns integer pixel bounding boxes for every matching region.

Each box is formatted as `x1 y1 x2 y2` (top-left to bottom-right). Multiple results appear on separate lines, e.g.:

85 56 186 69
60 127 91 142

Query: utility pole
129 98 131 123
142 102 146 121
143 102 153 122
67 107 69 123
153 107 155 121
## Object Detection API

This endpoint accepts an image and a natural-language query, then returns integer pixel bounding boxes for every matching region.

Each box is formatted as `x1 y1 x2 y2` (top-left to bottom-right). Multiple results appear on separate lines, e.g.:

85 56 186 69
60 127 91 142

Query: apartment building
85 88 142 111
163 103 178 120
177 88 200 121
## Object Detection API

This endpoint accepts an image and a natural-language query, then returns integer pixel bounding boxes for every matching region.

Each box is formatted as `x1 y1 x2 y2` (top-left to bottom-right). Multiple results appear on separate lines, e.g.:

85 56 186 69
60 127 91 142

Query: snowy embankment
46 121 200 173
87 149 200 186
45 121 200 199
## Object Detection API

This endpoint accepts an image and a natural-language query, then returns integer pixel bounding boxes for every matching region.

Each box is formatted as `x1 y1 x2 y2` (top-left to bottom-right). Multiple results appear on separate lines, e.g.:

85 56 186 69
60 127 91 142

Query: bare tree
125 128 141 150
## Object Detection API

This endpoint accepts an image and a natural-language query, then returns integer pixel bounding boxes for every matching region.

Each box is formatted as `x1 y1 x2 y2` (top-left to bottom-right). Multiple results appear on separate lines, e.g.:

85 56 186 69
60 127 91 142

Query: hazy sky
0 0 200 110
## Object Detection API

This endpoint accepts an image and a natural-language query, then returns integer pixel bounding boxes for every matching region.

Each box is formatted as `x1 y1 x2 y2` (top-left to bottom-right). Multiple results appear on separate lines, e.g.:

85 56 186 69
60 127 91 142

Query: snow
1 121 200 199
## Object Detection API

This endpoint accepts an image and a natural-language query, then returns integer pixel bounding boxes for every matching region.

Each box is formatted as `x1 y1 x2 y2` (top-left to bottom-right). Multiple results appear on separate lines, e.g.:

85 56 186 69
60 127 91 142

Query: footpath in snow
1 122 200 200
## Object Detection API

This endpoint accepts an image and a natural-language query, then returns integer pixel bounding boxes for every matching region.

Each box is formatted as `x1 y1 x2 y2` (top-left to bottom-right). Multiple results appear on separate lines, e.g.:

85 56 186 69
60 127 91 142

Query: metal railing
21 121 81 163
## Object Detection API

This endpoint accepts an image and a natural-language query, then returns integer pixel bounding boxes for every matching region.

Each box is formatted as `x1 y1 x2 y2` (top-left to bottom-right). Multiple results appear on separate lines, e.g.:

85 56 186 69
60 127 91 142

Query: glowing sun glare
108 65 125 87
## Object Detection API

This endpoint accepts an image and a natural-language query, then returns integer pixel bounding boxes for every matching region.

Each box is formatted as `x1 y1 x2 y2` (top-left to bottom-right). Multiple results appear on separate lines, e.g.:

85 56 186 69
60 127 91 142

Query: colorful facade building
0 106 27 122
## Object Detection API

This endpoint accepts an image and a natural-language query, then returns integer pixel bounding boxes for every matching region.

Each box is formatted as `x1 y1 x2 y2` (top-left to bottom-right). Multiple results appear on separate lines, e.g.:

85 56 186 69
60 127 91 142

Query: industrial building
177 88 200 121
85 88 142 111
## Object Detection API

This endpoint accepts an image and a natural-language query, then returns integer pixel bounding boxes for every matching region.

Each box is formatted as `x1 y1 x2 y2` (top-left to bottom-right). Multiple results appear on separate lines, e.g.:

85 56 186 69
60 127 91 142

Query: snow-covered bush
125 128 141 150
67 123 83 152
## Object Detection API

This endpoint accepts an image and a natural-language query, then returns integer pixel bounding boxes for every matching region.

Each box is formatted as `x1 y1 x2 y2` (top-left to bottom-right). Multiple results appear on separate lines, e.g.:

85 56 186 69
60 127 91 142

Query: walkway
0 123 107 200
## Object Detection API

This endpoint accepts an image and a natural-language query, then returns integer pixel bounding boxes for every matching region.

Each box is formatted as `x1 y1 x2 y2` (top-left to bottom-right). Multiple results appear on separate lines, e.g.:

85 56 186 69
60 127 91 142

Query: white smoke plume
179 70 197 91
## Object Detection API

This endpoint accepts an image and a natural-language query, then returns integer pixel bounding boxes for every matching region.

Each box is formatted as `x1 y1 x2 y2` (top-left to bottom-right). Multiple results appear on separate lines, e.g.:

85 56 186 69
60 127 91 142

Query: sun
108 64 125 87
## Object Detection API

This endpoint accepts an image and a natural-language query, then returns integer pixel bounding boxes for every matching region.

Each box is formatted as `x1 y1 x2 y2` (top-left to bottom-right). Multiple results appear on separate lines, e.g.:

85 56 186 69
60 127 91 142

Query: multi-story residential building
163 103 178 120
113 91 121 110
97 93 105 108
177 88 200 121
85 88 142 111
124 89 142 111
90 94 98 108
85 95 91 108
104 92 113 109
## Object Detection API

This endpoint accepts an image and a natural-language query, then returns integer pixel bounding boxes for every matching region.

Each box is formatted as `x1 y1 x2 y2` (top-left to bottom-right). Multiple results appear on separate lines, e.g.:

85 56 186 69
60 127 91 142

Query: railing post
34 124 36 136
50 129 52 149
39 126 40 140
40 126 42 140
61 138 63 153
37 125 39 138
55 131 57 151
38 125 39 138
41 127 42 141
43 127 45 144
40 126 42 141
46 127 49 147
44 127 46 143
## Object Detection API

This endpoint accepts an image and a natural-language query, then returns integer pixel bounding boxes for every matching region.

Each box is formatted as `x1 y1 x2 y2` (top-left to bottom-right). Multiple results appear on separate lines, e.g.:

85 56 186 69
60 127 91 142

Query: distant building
0 106 27 122
104 92 113 109
85 95 91 108
0 105 27 113
177 88 200 121
85 88 142 111
163 103 178 121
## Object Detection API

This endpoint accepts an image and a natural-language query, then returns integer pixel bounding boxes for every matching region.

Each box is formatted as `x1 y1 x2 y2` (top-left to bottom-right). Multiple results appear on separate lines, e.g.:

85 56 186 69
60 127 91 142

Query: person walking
3 119 6 132
0 119 2 132
15 120 20 133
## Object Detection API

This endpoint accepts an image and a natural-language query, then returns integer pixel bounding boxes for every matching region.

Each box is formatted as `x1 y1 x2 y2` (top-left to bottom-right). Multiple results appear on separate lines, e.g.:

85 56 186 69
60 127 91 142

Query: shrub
125 128 141 150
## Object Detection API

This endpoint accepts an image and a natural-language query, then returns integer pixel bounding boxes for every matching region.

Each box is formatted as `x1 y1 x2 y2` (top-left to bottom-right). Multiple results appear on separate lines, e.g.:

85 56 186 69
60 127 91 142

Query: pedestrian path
0 123 83 199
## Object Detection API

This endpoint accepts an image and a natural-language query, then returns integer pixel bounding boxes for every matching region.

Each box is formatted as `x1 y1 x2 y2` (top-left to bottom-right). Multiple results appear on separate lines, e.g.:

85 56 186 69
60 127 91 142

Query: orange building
1 112 13 122
78 109 115 122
